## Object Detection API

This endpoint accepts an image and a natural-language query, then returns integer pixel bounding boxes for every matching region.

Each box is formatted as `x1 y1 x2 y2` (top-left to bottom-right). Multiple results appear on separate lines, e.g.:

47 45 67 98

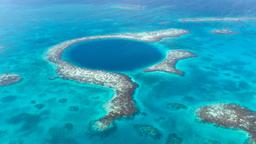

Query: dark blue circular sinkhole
63 38 163 72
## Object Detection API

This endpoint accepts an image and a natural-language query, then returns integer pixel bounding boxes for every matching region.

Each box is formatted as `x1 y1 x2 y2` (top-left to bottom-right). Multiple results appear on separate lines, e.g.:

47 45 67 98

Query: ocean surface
63 39 163 72
1 0 256 144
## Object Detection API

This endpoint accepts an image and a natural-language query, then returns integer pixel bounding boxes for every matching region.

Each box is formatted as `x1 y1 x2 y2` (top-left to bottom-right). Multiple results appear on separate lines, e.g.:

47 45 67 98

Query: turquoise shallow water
1 0 256 144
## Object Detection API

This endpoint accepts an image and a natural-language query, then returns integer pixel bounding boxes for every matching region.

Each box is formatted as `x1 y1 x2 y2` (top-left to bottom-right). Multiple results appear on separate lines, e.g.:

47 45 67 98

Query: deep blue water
1 0 256 144
63 39 163 71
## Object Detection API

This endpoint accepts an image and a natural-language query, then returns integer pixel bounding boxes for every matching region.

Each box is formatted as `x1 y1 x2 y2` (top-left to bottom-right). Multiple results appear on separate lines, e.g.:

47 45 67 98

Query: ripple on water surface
63 38 164 72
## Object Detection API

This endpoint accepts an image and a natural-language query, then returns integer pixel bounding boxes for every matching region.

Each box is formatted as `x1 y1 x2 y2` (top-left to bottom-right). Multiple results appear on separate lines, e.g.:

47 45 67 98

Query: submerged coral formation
197 104 256 142
111 4 145 10
212 29 235 34
0 74 21 86
167 102 188 111
179 17 256 22
166 133 183 144
47 29 189 131
134 124 162 139
144 50 196 75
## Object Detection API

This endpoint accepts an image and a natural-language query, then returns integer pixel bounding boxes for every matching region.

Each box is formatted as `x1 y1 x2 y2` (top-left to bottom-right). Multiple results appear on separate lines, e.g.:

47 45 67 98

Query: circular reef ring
47 29 194 132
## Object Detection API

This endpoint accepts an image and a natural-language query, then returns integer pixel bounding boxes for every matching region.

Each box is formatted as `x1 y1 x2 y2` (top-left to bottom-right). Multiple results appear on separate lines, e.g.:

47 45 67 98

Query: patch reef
145 50 195 75
212 29 235 34
0 74 21 86
197 104 256 142
47 29 189 131
179 17 256 22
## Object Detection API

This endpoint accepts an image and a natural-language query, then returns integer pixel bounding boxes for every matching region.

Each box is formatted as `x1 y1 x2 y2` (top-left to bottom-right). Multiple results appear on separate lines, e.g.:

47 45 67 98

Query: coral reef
47 29 188 131
212 29 235 34
166 133 183 144
0 74 21 86
145 50 196 75
111 4 145 10
197 103 256 142
134 124 162 139
58 98 68 103
34 104 45 110
64 123 74 131
68 106 79 112
167 102 188 110
46 126 78 144
179 17 256 22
